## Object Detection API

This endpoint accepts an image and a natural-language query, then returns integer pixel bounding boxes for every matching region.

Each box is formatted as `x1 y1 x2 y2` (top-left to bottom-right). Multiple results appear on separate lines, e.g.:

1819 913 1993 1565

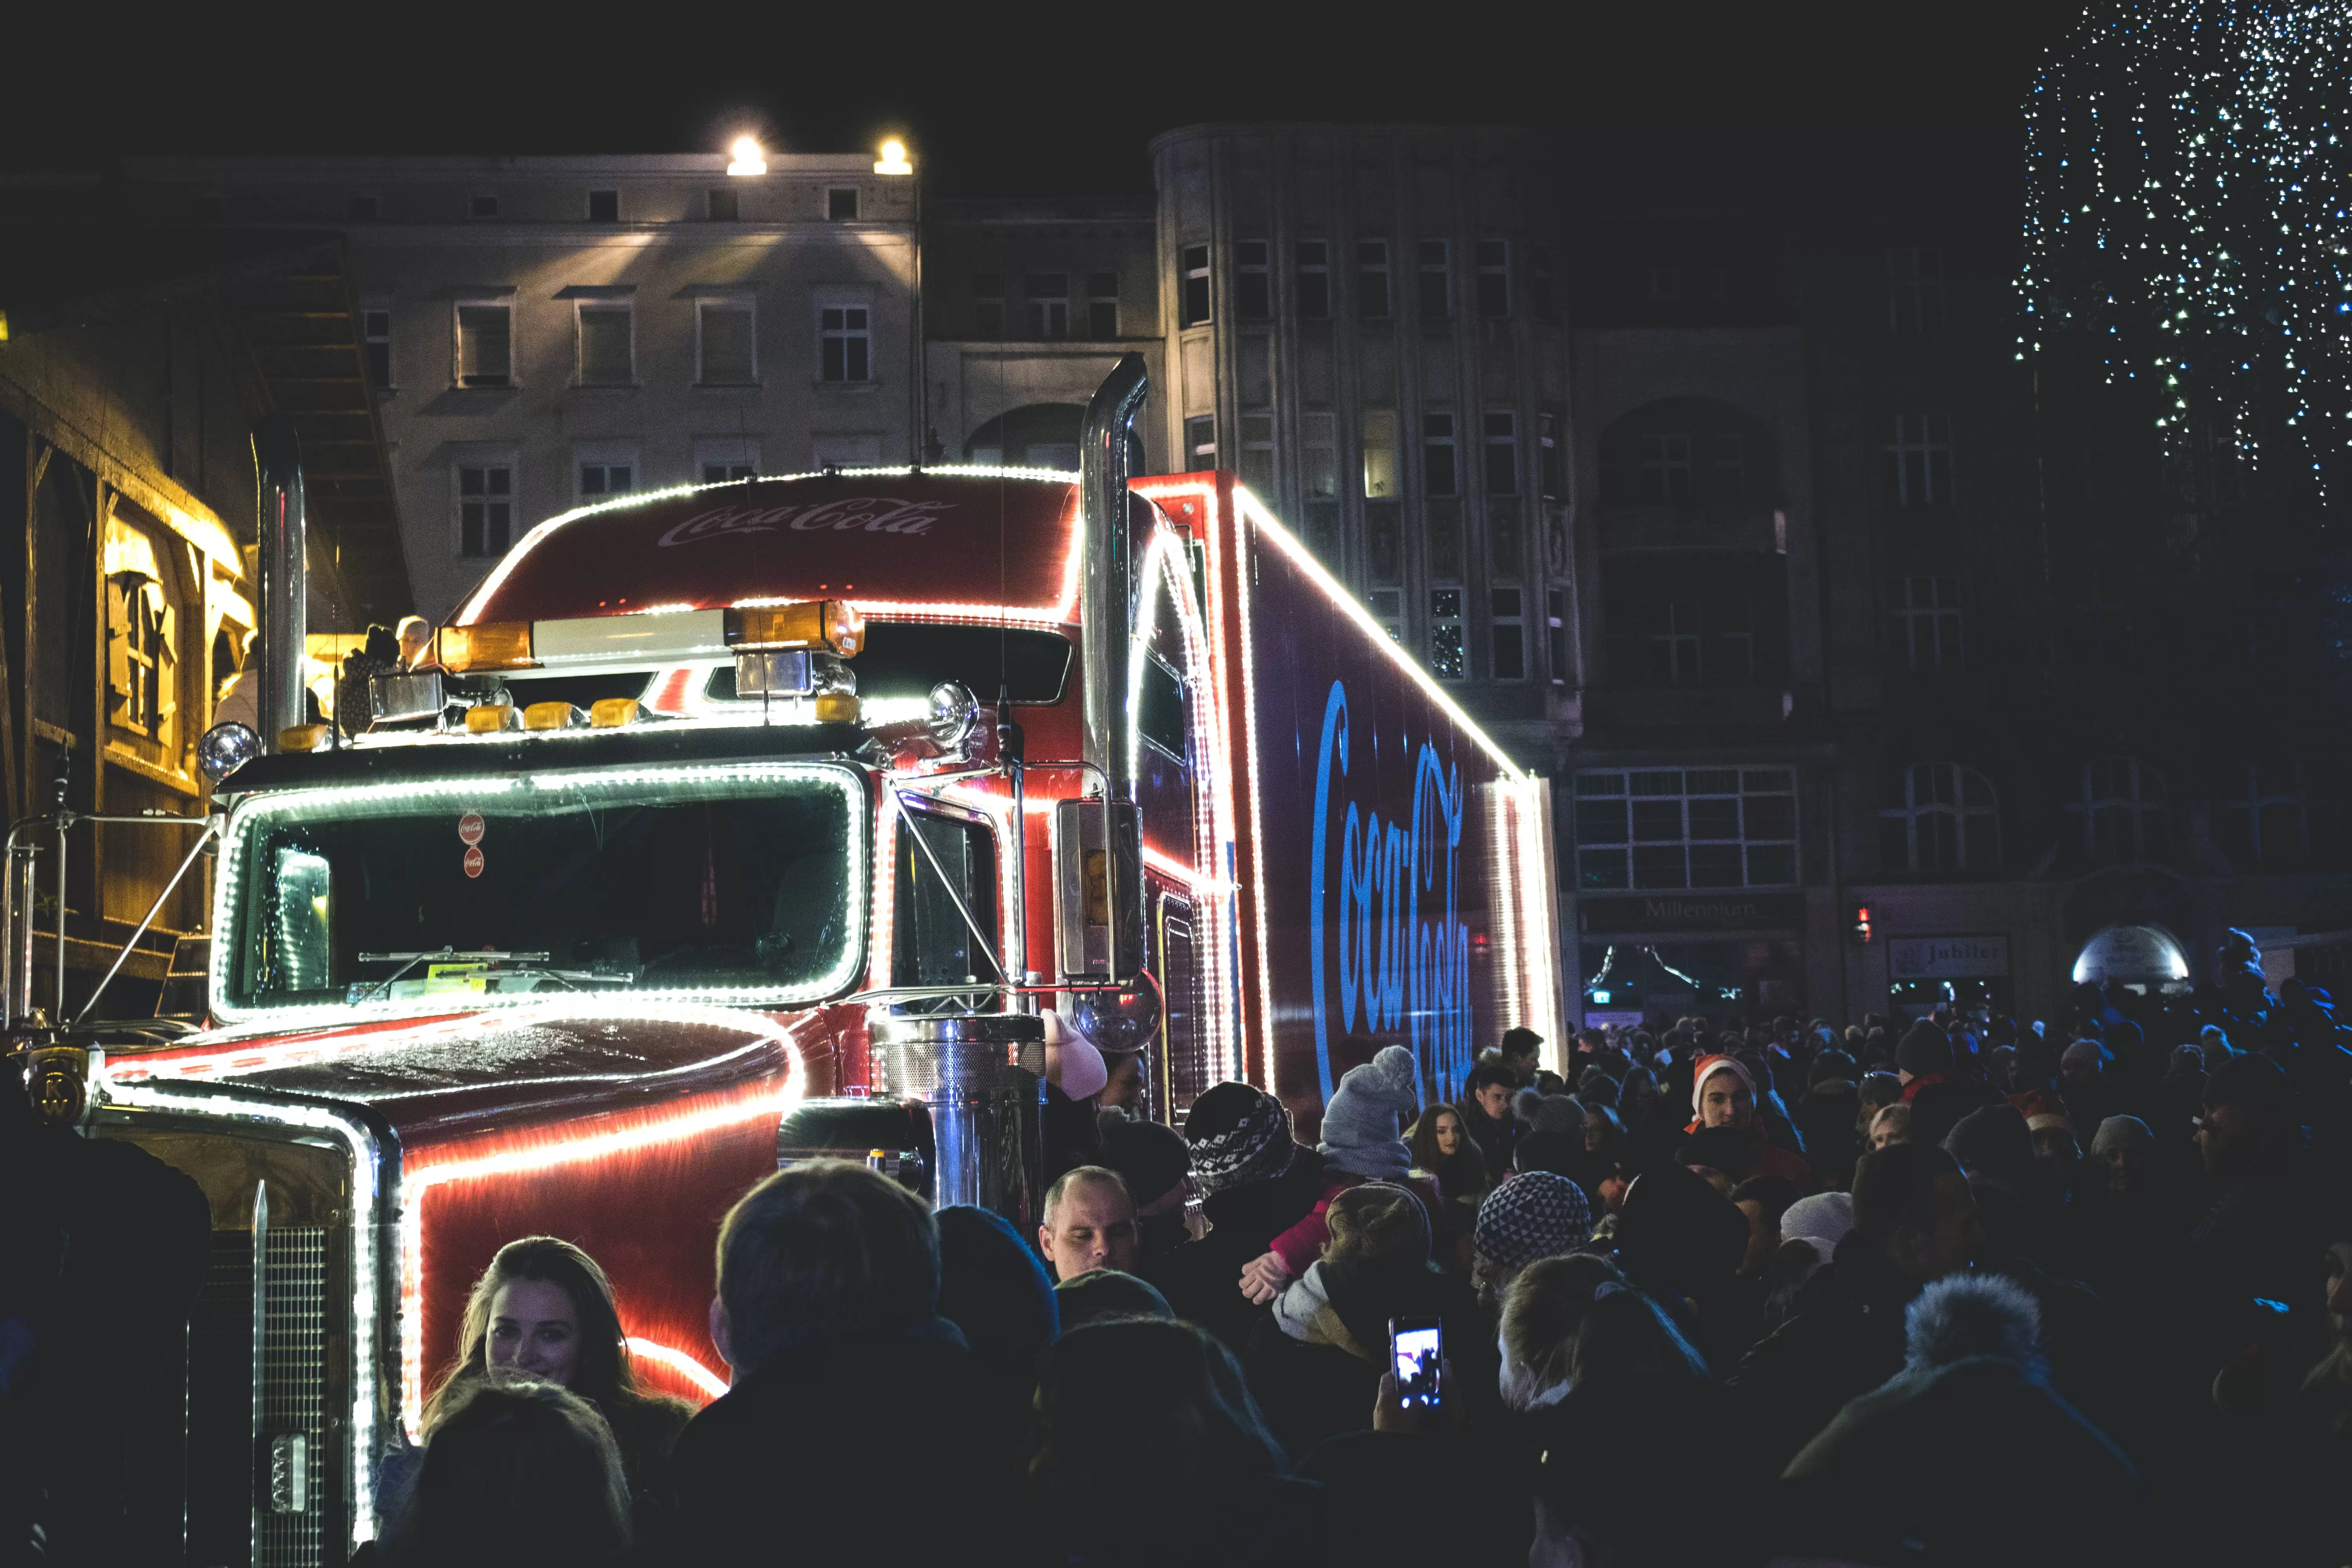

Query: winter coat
1454 1095 1518 1183
1243 1258 1489 1459
1147 1147 1326 1350
1725 1231 1922 1472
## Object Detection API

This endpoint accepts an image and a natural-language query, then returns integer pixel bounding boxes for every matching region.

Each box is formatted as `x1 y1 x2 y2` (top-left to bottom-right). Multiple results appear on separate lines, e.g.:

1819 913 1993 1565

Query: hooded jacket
1244 1256 1488 1457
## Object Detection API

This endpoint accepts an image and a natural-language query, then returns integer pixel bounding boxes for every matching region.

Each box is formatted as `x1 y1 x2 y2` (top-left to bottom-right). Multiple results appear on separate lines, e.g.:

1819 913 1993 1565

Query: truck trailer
7 358 1561 1563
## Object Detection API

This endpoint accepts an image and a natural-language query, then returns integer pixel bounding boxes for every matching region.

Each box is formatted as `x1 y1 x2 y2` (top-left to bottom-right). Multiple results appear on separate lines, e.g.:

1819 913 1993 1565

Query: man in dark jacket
671 1162 1031 1564
1895 1019 1998 1148
2179 1054 2327 1378
1148 1082 1325 1348
1455 1060 1521 1181
1727 1142 1983 1470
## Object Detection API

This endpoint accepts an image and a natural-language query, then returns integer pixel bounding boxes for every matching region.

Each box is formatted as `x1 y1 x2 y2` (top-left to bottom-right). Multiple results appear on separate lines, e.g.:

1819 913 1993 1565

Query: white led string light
210 762 866 1027
2019 1 2352 490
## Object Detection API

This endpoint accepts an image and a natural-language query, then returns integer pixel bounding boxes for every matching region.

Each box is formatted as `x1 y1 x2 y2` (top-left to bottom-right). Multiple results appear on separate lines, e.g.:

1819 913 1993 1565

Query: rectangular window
1362 410 1399 498
348 192 379 221
1417 240 1452 319
1712 600 1755 682
1235 241 1271 320
820 305 870 382
579 460 634 501
698 300 757 385
828 187 860 221
1422 412 1458 497
457 463 513 558
1475 239 1510 318
455 303 512 387
576 303 633 386
1239 413 1275 492
1430 588 1466 680
1888 575 1963 670
1882 414 1955 506
1087 272 1120 337
362 308 392 390
1639 433 1693 501
1573 767 1798 891
1532 244 1557 321
1301 412 1337 499
1491 587 1526 680
587 189 620 222
1296 241 1331 319
1369 588 1403 643
1708 432 1746 501
1185 414 1216 468
1025 274 1069 339
707 187 740 221
469 194 499 219
1484 411 1518 495
1539 411 1563 499
1367 505 1402 583
1637 603 1703 685
1357 240 1391 320
2220 760 2307 866
697 436 762 485
1546 589 1568 686
1886 247 1945 336
972 274 1005 338
1180 244 1211 327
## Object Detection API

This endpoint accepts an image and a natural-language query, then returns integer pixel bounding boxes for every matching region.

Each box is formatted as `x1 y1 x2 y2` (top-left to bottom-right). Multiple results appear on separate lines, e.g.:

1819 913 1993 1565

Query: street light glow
875 139 913 175
727 137 766 176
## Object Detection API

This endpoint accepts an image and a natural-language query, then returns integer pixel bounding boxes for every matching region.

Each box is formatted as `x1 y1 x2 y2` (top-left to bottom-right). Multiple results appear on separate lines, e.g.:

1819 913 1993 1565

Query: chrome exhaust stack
252 414 309 748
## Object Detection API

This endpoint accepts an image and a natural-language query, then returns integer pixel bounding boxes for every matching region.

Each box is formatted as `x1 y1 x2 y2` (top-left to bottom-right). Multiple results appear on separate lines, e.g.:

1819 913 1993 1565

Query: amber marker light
724 598 866 657
875 139 913 176
436 621 535 673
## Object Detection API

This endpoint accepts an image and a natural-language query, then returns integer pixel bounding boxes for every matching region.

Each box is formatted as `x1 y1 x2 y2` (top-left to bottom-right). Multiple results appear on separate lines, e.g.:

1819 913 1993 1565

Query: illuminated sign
1308 679 1472 1103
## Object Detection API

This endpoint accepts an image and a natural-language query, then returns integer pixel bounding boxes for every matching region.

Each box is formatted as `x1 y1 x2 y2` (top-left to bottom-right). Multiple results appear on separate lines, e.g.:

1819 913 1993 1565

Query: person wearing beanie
1512 1095 1587 1181
2089 1114 2154 1192
1097 1117 1198 1270
1780 1191 1855 1270
1471 1171 1592 1307
1679 1054 1812 1187
1944 1103 2038 1192
1149 1083 1326 1349
1895 1021 1999 1150
935 1205 1059 1408
1051 1268 1174 1330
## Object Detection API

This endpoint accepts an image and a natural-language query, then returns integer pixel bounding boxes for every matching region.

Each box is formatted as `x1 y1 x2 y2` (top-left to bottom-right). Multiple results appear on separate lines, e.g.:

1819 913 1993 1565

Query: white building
129 154 920 620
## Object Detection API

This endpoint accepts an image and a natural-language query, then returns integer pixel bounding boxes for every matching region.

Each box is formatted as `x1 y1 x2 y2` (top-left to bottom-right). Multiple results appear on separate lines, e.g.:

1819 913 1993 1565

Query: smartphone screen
1390 1318 1444 1410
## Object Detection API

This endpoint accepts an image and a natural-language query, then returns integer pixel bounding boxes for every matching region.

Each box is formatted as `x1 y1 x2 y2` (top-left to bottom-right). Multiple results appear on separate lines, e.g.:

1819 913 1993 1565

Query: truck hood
103 1001 831 1143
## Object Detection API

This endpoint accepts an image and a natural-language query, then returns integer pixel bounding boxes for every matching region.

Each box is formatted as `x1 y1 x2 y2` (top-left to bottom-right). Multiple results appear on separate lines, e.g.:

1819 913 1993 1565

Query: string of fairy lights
2017 0 2352 497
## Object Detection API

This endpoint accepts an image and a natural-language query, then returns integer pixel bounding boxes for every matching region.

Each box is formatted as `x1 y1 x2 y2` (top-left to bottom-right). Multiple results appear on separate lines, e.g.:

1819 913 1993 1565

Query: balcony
1598 504 1781 556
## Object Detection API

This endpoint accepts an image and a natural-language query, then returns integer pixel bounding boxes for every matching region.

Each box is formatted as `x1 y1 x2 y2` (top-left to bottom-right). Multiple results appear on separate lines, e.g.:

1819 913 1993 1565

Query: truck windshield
220 761 864 1016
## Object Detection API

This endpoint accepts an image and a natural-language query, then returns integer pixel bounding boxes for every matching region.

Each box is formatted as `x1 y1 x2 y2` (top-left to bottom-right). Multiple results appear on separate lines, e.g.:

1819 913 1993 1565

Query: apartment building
127 154 920 620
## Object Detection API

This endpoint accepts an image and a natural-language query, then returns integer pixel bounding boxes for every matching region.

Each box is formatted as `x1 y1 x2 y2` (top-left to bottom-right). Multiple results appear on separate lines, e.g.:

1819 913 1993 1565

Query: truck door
892 807 1000 1002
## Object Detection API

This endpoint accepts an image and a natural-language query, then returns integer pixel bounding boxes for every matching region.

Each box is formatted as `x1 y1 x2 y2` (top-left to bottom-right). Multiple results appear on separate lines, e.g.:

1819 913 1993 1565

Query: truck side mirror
1054 798 1142 981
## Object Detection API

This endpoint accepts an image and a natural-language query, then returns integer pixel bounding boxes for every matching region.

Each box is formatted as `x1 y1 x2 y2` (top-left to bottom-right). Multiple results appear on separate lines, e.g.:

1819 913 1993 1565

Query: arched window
1878 762 2000 873
2065 757 2169 866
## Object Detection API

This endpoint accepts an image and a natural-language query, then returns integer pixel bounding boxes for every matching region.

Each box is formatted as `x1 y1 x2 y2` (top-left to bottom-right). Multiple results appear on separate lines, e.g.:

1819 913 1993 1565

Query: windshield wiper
353 948 628 1002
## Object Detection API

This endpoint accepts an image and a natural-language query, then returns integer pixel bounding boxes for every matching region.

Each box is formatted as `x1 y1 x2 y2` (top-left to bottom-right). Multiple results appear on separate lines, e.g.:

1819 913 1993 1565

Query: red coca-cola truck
12 359 1560 1563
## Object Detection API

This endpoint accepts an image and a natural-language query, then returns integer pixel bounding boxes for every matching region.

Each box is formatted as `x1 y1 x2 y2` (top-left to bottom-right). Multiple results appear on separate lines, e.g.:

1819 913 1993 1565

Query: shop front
1886 932 2013 1019
1576 891 1808 1028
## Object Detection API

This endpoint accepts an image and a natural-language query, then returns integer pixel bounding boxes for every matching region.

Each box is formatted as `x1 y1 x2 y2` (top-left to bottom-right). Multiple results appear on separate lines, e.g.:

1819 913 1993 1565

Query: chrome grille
256 1227 328 1568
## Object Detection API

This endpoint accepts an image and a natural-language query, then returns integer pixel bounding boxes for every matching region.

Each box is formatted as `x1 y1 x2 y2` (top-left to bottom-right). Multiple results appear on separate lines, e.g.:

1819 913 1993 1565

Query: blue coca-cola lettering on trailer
1308 679 1474 1103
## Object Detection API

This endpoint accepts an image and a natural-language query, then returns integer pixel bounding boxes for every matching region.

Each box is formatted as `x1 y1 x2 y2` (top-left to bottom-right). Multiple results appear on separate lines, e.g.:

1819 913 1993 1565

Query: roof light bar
724 598 866 656
436 621 535 673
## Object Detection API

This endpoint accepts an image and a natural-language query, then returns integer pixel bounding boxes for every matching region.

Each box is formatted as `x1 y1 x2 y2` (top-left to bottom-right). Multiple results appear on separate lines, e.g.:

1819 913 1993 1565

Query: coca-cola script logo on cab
657 497 955 547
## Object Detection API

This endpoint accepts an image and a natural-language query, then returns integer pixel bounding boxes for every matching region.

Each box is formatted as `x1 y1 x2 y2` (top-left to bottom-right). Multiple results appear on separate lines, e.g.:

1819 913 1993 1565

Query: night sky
8 3 2065 209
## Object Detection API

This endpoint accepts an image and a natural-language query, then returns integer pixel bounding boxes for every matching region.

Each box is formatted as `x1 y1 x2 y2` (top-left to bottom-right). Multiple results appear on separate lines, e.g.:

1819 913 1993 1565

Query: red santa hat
1688 1054 1757 1120
2009 1088 2074 1137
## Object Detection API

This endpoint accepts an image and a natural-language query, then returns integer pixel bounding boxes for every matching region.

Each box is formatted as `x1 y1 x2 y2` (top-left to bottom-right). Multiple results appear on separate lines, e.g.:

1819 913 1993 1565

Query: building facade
130 155 922 621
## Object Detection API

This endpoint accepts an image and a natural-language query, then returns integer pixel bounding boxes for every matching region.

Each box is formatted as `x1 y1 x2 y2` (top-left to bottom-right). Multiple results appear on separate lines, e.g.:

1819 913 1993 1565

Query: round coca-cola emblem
463 846 485 878
458 812 485 846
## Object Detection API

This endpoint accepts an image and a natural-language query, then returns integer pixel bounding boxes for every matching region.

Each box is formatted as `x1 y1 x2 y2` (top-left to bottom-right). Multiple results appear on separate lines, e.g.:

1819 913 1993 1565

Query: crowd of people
370 932 2348 1566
